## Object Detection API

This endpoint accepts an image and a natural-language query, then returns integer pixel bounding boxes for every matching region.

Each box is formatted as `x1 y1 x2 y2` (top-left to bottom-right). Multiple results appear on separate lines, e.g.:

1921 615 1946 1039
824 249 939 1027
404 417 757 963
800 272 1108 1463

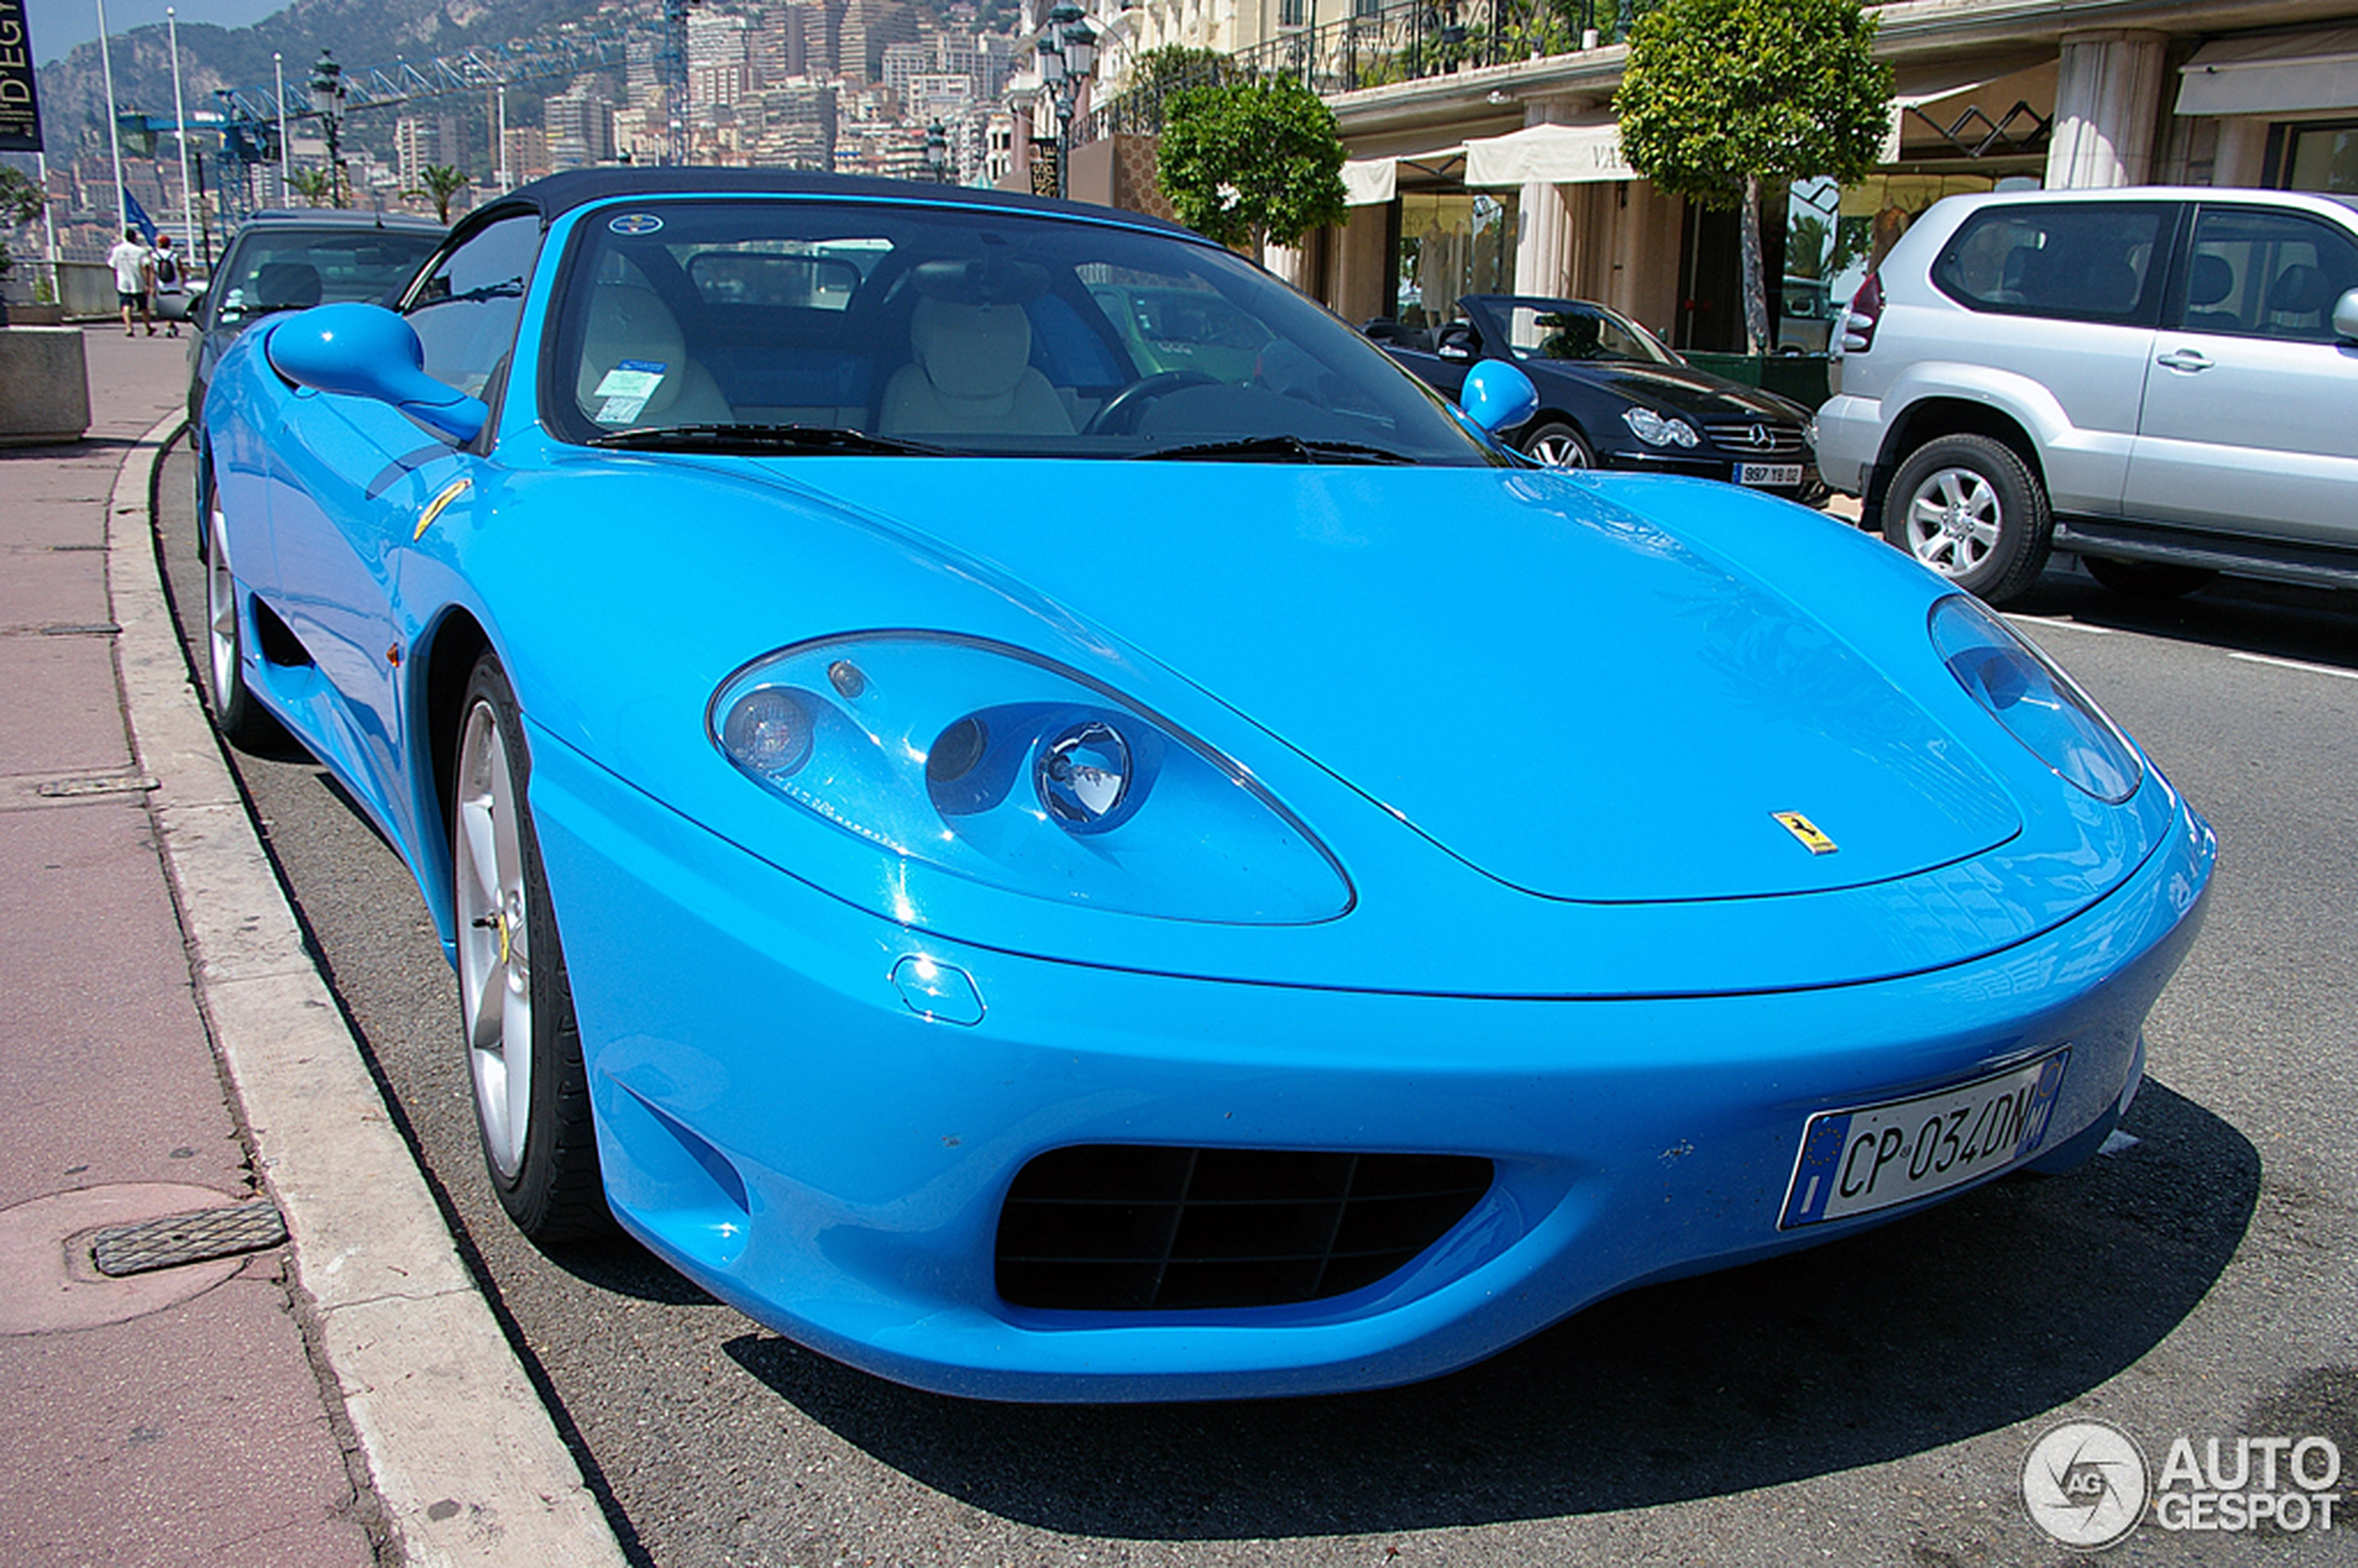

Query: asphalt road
155 441 2357 1568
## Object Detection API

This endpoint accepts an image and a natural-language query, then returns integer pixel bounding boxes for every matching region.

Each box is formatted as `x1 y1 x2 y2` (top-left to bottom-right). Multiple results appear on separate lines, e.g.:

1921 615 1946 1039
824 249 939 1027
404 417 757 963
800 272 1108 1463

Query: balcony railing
1079 0 1653 144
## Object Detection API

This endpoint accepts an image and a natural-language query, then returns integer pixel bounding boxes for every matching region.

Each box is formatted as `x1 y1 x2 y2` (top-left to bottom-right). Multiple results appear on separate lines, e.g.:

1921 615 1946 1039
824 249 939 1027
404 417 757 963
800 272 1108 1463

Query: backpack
153 251 180 288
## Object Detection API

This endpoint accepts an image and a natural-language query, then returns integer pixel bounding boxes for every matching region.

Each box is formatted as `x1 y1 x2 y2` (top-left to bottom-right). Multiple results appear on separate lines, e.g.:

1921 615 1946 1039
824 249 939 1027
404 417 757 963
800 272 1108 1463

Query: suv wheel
1885 434 2052 604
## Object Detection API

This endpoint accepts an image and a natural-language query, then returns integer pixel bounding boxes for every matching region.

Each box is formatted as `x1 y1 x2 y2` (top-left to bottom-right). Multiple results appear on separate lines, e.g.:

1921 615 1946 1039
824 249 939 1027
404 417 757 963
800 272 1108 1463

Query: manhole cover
91 1202 287 1277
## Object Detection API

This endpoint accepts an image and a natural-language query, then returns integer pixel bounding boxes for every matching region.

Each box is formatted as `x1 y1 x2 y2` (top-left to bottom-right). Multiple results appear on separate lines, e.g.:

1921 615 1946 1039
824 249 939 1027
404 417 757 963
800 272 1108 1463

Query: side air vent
996 1146 1493 1312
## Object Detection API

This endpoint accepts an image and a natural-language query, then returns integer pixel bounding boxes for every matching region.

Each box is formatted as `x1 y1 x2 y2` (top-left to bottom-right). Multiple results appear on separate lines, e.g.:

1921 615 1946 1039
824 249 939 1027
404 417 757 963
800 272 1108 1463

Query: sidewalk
0 329 625 1567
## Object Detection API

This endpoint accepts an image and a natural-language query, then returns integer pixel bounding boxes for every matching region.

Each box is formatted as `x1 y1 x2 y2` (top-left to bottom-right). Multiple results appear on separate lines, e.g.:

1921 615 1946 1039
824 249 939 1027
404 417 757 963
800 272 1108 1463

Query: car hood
1531 358 1807 422
782 460 2017 903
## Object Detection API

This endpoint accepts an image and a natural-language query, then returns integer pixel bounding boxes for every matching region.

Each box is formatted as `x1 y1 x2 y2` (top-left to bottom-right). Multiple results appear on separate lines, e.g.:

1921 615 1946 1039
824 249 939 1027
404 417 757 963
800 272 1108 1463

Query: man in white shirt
107 227 154 336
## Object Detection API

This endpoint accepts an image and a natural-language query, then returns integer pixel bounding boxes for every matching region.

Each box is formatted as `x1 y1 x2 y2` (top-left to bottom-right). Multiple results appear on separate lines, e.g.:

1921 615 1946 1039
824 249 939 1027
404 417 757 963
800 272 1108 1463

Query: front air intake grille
996 1146 1494 1312
1701 421 1807 456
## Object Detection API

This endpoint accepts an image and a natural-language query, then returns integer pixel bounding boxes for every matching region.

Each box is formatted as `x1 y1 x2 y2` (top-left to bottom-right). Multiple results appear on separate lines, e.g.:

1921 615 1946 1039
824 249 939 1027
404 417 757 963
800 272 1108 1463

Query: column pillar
1511 98 1578 297
2046 30 2169 189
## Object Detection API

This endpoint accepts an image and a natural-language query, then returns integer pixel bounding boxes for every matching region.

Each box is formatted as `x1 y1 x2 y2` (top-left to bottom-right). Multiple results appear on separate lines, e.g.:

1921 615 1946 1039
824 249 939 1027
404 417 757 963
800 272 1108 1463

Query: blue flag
123 188 158 245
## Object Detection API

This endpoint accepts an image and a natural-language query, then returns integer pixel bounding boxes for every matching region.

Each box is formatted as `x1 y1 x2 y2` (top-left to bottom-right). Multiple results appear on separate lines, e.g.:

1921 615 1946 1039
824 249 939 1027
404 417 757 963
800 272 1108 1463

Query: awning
1341 147 1468 205
1341 157 1397 207
1464 122 1634 188
1882 68 2002 162
2177 27 2358 116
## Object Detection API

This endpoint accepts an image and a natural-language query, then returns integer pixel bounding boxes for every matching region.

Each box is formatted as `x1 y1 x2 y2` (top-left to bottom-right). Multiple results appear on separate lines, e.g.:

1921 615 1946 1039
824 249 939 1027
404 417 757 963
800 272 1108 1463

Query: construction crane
188 7 687 216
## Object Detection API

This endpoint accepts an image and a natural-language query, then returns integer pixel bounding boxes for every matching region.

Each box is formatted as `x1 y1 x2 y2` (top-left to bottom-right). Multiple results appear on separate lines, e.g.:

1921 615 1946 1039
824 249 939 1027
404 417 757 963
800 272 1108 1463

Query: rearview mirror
1458 358 1539 438
2336 287 2358 343
263 302 487 444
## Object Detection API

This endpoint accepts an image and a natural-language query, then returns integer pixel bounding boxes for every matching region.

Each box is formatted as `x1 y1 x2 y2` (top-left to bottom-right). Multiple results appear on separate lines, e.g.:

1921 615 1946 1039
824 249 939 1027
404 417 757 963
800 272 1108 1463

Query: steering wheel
1084 369 1222 435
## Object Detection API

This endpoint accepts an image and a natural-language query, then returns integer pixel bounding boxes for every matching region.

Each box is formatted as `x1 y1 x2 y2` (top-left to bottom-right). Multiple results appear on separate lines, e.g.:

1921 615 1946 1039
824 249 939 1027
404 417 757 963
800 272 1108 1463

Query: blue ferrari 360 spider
198 169 2212 1402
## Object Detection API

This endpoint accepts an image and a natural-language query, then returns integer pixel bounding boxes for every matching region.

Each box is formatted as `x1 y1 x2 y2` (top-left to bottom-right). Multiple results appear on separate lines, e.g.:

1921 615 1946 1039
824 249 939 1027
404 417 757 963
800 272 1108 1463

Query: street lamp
925 118 950 184
308 50 346 208
1034 4 1097 201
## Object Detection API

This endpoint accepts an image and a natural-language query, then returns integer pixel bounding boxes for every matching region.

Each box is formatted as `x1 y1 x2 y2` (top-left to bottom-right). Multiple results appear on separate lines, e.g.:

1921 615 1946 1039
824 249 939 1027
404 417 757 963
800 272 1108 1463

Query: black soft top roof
487 167 1195 239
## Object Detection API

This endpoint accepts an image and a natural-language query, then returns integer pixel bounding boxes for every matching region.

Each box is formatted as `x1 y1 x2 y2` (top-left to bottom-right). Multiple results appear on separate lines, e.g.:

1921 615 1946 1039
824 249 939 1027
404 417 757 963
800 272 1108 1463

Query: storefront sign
0 0 41 152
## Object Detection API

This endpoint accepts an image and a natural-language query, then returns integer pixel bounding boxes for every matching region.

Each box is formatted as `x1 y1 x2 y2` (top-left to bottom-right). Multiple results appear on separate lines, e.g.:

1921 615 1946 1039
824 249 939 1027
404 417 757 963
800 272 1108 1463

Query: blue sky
27 0 290 66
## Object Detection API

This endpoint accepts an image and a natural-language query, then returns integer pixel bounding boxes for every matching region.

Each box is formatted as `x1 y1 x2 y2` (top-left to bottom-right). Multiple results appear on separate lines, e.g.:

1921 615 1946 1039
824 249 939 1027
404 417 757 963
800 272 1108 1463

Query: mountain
34 0 645 165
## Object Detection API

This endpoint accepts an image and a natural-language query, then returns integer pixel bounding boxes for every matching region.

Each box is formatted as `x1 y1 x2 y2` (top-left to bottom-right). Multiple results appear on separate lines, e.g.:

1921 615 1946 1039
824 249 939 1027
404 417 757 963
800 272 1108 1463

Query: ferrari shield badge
1773 811 1839 855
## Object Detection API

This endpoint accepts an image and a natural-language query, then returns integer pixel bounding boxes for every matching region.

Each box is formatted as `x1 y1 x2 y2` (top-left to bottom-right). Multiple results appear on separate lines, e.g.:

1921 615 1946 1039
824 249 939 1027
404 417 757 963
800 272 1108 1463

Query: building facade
1087 0 2358 349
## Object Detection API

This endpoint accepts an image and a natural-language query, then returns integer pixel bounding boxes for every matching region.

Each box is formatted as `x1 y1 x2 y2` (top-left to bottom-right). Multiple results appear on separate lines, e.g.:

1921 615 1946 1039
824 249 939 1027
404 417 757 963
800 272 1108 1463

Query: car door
266 212 540 849
1920 201 2173 518
2124 201 2358 546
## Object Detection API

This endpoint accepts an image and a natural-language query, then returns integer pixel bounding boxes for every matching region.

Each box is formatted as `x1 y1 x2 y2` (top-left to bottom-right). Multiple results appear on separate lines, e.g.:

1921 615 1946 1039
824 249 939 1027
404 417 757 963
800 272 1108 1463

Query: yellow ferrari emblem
414 475 473 540
1773 811 1839 855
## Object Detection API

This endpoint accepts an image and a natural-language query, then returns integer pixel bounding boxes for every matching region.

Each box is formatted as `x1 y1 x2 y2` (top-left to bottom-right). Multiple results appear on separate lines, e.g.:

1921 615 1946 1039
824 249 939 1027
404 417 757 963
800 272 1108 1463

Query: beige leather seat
878 295 1073 439
576 284 734 427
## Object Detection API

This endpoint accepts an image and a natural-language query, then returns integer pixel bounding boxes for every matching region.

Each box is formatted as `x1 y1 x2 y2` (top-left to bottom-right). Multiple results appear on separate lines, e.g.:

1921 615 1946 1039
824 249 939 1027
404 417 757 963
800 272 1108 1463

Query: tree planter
0 327 94 446
1681 351 1832 410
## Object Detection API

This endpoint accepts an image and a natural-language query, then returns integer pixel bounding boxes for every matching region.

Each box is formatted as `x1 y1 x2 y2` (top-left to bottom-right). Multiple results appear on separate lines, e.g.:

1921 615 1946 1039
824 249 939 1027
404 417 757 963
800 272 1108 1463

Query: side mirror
2335 287 2358 343
263 302 487 444
1458 358 1539 437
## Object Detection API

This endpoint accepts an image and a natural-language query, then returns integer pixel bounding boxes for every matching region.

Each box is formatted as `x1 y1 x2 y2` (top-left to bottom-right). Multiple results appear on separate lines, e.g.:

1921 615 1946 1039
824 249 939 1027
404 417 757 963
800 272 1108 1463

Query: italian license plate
1736 461 1804 487
1779 1049 2069 1228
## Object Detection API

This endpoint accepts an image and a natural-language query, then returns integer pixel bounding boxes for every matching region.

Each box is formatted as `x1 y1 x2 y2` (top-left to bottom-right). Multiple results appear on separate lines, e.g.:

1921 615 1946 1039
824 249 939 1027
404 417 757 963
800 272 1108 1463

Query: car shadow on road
2013 564 2358 673
725 1080 2254 1538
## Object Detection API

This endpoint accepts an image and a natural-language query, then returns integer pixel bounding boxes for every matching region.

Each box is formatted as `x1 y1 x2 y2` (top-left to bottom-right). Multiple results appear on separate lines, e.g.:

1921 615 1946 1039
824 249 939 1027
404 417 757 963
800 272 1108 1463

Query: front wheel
201 473 281 750
453 653 610 1240
1521 420 1595 469
1885 434 2053 604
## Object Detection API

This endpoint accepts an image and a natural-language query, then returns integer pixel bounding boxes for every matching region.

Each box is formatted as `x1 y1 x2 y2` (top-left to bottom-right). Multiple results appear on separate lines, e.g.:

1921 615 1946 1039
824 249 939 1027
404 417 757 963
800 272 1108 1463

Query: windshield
544 198 1496 463
209 227 444 324
1489 299 1681 367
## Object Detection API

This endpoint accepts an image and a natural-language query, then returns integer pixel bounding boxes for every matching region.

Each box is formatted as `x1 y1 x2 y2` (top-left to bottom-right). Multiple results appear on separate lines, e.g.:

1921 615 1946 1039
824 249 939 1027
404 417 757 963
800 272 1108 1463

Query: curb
108 413 630 1568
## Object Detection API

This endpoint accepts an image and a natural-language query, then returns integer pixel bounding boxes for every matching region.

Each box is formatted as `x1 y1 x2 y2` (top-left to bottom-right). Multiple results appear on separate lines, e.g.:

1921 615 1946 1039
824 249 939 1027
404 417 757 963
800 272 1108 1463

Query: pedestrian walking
150 234 188 339
107 227 155 336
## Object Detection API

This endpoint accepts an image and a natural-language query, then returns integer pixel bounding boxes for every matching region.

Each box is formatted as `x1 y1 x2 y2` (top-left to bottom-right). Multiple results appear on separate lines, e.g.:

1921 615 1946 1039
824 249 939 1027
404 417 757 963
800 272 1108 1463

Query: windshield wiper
588 423 948 456
1128 434 1417 465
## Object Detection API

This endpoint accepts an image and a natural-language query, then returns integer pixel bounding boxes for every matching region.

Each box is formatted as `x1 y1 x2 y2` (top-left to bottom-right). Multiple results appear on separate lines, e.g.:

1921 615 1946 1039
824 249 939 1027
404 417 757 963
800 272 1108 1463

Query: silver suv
1816 186 2358 603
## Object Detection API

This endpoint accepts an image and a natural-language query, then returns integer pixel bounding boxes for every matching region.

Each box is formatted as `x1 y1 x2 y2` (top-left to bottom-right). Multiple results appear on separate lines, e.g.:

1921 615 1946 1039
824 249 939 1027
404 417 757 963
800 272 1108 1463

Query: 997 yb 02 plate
1779 1049 2069 1228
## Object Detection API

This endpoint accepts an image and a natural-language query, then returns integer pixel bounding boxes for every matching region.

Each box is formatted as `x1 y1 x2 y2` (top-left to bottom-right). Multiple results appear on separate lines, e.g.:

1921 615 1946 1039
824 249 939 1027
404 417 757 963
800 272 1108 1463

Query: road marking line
2227 651 2358 681
2005 614 2118 636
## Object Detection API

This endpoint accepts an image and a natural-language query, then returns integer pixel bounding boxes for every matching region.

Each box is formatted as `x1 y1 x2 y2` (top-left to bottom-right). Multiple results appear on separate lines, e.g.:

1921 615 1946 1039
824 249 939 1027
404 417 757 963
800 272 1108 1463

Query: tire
453 653 611 1240
201 472 283 751
1522 420 1595 469
1884 434 2053 605
2081 555 2218 601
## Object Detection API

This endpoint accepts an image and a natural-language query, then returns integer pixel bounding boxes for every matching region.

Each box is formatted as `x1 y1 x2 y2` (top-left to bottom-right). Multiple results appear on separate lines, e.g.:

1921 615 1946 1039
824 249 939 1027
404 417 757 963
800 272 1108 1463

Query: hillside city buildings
19 0 2358 358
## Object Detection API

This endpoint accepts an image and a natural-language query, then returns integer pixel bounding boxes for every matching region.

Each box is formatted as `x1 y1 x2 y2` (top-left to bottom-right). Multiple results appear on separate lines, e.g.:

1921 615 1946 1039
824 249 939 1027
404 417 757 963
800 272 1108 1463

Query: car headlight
1928 595 2141 803
710 633 1352 923
1622 407 1700 447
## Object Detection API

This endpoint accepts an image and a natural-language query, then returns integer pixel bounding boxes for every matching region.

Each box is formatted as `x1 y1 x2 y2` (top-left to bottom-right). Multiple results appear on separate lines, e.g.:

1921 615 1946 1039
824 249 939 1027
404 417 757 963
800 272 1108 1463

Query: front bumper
527 729 2212 1403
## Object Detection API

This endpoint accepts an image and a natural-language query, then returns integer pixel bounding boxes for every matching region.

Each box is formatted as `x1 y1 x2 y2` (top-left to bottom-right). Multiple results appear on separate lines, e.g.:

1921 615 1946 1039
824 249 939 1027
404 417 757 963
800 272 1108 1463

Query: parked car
1373 293 1825 503
196 168 2209 1403
1817 185 2358 603
187 210 446 550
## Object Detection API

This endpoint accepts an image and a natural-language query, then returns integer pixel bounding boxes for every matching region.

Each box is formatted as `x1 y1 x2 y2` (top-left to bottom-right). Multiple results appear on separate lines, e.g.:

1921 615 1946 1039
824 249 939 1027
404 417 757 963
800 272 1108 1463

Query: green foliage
0 166 45 228
410 163 471 224
1131 45 1229 98
1156 79 1349 256
290 168 336 209
1614 0 1892 211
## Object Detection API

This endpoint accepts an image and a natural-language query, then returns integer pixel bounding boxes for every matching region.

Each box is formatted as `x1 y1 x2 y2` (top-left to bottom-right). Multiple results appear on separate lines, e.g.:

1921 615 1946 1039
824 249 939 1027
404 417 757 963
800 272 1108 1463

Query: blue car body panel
199 176 2214 1402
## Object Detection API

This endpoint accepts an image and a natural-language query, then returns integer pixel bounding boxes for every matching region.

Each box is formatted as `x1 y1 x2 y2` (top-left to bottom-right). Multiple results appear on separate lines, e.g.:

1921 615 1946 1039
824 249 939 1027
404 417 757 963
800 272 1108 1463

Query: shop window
2280 122 2358 194
1393 189 1518 329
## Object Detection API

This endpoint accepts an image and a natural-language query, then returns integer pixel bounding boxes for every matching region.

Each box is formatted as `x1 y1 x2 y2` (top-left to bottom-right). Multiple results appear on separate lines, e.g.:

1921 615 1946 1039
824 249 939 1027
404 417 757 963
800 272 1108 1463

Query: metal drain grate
90 1202 288 1277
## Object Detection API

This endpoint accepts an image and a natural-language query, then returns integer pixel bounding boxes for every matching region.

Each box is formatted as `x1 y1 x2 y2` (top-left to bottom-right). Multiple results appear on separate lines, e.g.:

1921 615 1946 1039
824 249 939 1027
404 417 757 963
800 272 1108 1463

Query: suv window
2176 204 2358 342
403 214 542 398
1931 203 2169 324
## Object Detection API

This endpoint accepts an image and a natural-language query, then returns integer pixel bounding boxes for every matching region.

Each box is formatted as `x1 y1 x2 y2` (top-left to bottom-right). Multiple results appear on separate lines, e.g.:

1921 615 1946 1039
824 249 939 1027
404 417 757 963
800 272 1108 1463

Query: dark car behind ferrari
1374 294 1824 503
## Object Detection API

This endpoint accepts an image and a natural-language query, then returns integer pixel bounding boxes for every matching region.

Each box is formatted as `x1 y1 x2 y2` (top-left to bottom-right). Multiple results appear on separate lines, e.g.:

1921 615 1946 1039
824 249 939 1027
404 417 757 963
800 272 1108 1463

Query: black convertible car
1372 294 1824 504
